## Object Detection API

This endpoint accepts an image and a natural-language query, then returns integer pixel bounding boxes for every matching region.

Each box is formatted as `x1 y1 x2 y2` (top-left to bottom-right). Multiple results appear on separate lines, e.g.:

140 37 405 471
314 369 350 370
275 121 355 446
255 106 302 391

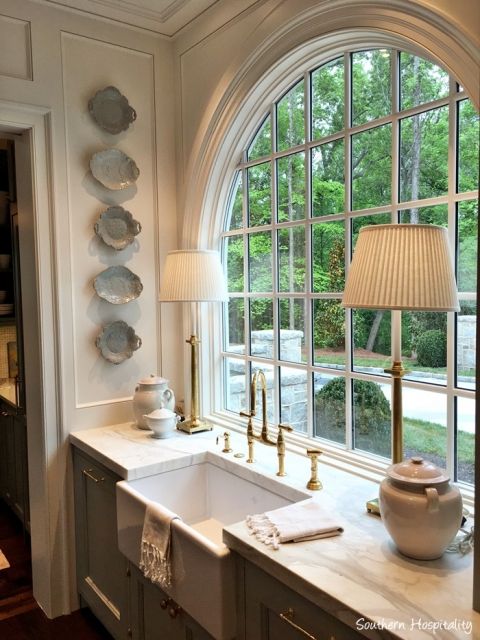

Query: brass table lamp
342 224 459 511
159 250 227 434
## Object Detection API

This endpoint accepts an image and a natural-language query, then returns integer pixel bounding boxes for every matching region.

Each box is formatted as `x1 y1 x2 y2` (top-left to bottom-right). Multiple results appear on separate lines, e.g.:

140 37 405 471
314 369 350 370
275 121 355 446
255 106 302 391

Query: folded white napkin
246 499 344 550
139 501 180 587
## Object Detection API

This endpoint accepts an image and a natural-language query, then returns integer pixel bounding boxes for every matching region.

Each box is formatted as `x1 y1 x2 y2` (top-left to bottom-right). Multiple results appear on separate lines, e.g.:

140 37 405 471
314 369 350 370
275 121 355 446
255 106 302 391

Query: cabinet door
73 448 130 640
13 414 28 527
130 565 213 640
244 561 365 640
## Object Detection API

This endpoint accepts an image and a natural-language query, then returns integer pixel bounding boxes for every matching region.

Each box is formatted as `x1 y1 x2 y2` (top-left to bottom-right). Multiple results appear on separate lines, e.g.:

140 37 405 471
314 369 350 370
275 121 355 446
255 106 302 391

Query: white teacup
143 407 180 439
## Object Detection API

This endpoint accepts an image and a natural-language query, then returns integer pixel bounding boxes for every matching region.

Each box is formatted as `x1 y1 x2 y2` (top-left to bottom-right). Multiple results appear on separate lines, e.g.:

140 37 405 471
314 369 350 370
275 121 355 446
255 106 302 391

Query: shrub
416 329 446 368
315 377 391 455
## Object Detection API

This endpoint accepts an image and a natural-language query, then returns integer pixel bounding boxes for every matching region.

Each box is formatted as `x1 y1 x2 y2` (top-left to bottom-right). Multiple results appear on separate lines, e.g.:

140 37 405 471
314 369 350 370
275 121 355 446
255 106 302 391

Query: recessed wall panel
0 14 32 80
61 32 157 407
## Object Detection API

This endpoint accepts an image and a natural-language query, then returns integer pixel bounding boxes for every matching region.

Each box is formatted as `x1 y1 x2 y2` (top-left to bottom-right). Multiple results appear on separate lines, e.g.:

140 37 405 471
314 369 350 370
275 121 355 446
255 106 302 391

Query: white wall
0 0 180 616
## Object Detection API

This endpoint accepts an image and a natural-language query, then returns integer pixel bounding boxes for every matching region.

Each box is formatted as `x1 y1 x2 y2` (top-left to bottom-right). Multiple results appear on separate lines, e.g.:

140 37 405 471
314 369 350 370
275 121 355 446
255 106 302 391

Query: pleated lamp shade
342 224 459 311
159 250 228 302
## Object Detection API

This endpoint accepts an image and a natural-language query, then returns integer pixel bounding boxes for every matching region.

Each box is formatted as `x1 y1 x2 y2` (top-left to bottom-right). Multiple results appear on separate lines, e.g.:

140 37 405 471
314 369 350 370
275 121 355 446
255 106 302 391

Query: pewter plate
90 148 140 190
88 86 136 134
96 321 141 364
94 266 143 304
94 206 141 250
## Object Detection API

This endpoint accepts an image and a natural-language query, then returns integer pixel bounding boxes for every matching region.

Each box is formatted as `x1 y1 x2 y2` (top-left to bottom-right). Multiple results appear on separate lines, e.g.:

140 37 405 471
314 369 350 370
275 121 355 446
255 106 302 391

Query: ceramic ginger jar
379 457 462 560
133 375 175 429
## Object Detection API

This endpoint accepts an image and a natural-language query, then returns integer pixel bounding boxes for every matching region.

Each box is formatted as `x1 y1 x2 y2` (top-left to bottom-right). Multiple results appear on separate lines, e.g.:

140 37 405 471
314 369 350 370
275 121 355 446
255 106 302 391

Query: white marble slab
70 423 479 639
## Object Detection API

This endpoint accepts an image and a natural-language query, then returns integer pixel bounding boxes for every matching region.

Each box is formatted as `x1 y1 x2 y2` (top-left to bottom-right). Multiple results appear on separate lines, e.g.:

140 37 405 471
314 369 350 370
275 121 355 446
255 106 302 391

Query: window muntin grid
221 48 478 485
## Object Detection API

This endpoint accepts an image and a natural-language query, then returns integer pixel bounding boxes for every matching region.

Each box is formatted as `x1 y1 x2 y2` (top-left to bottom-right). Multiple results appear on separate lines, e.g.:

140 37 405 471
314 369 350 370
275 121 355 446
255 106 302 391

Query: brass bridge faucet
240 370 293 474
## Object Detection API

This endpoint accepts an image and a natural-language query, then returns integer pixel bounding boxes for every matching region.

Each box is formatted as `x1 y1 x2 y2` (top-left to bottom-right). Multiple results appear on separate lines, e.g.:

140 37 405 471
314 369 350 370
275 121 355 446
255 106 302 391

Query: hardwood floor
0 499 113 639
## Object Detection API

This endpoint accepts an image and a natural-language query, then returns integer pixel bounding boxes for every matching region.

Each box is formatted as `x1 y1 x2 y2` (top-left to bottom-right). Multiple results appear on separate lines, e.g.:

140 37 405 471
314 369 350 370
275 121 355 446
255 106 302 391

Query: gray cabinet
73 448 131 640
0 401 29 529
238 558 365 640
129 564 213 640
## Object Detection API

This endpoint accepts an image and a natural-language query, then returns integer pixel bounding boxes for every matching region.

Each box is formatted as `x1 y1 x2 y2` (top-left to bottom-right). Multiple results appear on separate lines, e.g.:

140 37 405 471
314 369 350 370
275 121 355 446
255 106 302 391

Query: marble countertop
70 423 479 640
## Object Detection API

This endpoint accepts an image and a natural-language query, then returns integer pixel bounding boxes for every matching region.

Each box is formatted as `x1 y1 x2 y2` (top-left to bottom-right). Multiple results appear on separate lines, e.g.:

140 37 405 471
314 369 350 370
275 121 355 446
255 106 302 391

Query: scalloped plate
88 86 136 134
90 148 139 190
94 266 143 304
96 321 141 364
94 206 141 250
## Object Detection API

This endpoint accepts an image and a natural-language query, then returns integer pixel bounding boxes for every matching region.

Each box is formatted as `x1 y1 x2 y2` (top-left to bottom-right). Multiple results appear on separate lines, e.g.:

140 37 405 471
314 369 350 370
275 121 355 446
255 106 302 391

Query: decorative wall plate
94 206 141 250
95 321 141 364
90 149 139 190
88 86 136 134
93 266 143 304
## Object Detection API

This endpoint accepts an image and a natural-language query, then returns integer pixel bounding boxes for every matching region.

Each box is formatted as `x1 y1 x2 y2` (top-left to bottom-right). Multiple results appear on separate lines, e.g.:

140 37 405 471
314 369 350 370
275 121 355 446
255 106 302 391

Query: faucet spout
240 369 276 450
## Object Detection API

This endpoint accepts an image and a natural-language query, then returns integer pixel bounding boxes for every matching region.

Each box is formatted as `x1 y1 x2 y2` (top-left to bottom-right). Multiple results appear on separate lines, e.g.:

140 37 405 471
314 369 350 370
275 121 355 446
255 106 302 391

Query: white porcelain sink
116 451 310 640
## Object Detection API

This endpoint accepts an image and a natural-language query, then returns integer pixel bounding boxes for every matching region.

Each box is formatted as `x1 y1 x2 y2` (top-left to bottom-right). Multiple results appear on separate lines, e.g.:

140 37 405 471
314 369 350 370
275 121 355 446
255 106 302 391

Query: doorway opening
0 135 33 618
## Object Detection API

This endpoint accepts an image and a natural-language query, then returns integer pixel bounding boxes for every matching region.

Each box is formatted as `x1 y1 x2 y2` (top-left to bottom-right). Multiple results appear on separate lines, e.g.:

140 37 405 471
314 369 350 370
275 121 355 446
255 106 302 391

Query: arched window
220 47 478 485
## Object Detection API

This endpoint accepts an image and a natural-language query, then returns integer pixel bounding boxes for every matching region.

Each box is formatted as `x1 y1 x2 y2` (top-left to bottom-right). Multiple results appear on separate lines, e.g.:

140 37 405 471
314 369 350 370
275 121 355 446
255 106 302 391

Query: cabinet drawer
244 562 365 640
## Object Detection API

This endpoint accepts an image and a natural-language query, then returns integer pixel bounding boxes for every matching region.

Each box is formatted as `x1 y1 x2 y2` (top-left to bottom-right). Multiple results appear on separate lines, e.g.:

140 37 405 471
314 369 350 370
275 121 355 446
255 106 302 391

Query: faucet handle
278 423 293 433
306 448 323 491
240 410 254 418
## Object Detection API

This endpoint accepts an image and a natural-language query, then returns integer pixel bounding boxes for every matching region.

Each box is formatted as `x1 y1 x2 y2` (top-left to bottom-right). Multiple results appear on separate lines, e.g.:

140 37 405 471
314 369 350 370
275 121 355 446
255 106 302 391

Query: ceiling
46 0 235 36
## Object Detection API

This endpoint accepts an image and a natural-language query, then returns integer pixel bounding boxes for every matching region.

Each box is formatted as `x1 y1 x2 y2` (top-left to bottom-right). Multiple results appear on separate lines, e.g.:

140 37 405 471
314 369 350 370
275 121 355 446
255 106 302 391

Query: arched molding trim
182 0 479 248
0 101 67 618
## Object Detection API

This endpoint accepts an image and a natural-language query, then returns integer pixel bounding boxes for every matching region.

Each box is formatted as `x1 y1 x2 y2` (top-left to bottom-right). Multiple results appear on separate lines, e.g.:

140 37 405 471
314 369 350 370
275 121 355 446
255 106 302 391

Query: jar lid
138 374 168 385
386 457 450 485
145 407 176 419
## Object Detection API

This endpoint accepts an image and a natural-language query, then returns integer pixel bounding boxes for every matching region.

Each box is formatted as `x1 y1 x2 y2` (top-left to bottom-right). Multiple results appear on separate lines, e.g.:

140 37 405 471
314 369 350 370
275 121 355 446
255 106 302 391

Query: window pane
248 115 271 161
279 299 306 363
399 204 447 226
279 366 307 432
248 232 272 292
250 298 273 359
458 100 479 193
277 152 305 222
225 298 245 354
399 106 448 202
403 388 447 470
311 57 344 139
403 311 447 386
313 374 346 444
457 396 475 484
313 299 345 369
351 213 391 248
278 226 306 293
224 358 246 414
353 378 391 458
457 301 476 390
353 309 391 374
227 172 243 230
248 162 271 226
276 80 305 151
400 52 449 110
312 221 345 292
351 49 391 126
311 140 345 216
225 235 244 292
457 200 478 293
351 124 392 210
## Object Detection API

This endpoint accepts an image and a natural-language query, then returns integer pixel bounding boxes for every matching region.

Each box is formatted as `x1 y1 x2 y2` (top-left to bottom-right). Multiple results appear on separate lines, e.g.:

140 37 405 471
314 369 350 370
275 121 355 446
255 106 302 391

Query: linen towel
139 501 180 588
246 499 343 550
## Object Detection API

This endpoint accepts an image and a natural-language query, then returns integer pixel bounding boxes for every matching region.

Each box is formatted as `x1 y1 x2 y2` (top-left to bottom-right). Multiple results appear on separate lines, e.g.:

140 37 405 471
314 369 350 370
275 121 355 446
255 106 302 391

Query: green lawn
404 417 474 465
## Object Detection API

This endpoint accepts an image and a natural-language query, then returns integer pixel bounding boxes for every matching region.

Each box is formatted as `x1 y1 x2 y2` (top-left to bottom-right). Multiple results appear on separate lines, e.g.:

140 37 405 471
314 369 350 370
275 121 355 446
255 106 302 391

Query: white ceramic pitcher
133 375 175 429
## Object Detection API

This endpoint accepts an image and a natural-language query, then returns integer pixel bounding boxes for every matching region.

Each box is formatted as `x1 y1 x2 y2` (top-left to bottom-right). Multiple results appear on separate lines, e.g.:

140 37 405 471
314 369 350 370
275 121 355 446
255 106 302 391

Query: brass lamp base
177 419 213 435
